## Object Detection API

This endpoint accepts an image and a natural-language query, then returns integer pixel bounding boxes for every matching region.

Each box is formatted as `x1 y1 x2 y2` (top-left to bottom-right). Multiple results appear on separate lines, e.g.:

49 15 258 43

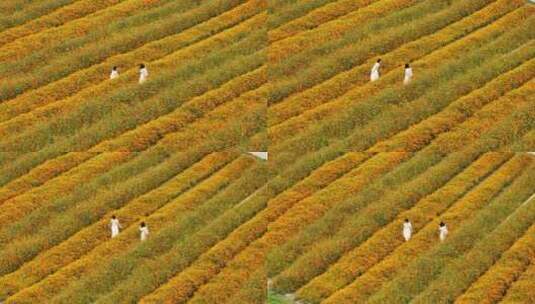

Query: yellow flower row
0 0 161 61
0 152 96 204
268 0 419 63
411 171 535 303
138 187 269 304
0 152 135 222
0 65 265 228
269 5 533 146
429 77 535 154
267 49 533 293
456 220 535 303
270 20 534 158
0 65 264 251
370 61 535 152
94 66 267 151
269 0 527 126
3 153 250 303
298 152 511 302
170 152 370 302
0 0 123 45
155 77 268 152
187 153 409 303
0 12 266 140
500 261 535 303
53 158 267 303
366 160 535 303
323 154 531 304
0 0 264 121
269 0 377 42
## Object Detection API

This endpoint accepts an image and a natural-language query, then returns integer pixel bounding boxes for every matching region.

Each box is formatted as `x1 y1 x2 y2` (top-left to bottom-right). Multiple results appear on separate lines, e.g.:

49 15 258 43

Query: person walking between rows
402 218 413 242
439 222 448 241
110 66 119 80
403 63 413 85
109 215 122 238
139 222 149 241
370 58 381 82
139 63 149 84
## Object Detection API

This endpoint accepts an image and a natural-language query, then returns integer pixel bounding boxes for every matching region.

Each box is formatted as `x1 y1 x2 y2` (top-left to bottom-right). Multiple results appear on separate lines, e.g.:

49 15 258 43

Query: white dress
403 67 413 85
110 70 119 80
139 68 149 84
370 62 380 82
439 225 448 241
402 222 413 241
140 226 149 241
110 219 121 238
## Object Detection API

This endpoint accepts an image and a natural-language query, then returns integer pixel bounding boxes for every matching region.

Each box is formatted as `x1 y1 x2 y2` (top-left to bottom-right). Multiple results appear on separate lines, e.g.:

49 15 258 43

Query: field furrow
269 16 534 148
269 0 380 42
3 154 254 303
0 152 240 288
454 222 535 304
413 198 535 303
0 0 136 45
0 0 263 122
269 0 425 63
297 152 515 302
0 0 187 62
0 17 265 147
317 154 528 303
269 0 526 125
366 163 535 303
501 261 535 303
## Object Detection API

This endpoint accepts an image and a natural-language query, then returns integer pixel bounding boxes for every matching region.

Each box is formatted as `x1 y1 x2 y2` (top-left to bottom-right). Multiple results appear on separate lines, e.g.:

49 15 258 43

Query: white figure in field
110 66 119 80
139 63 149 84
139 222 149 241
439 222 448 241
402 218 413 242
403 63 413 85
109 215 122 238
370 58 381 82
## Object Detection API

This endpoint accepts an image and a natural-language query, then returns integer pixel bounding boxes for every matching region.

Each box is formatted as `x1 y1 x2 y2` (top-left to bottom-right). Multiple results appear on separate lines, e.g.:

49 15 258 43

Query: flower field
0 149 273 303
267 151 535 303
0 0 271 302
265 0 534 303
1 0 533 303
268 0 534 153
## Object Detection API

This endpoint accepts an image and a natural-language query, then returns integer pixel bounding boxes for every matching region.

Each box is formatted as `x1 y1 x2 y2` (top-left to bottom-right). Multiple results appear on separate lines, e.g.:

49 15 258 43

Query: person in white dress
139 63 148 84
402 218 413 241
109 215 122 238
139 222 149 241
110 66 119 80
439 222 448 241
370 58 381 82
403 63 413 85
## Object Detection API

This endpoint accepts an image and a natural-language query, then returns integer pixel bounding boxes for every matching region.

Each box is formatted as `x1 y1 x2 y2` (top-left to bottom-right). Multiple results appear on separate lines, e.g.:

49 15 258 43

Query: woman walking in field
139 222 149 241
402 218 413 241
439 222 448 241
110 66 119 80
139 63 149 84
109 215 122 238
403 63 413 85
370 58 381 82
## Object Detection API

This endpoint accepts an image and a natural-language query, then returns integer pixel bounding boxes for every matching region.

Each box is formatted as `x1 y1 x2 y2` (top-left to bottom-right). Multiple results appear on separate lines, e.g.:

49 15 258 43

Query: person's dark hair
405 218 409 222
405 63 410 68
440 222 445 227
377 58 381 63
112 215 116 219
139 63 145 69
112 66 117 71
140 222 146 227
